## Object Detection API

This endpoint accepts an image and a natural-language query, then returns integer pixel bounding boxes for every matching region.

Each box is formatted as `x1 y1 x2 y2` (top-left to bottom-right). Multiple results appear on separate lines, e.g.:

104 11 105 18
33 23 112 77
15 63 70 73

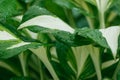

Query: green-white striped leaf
18 15 74 33
76 28 109 48
72 46 91 78
55 42 76 78
30 47 59 80
99 26 120 58
77 26 120 58
96 0 111 12
0 25 41 59
0 31 17 40
72 45 101 79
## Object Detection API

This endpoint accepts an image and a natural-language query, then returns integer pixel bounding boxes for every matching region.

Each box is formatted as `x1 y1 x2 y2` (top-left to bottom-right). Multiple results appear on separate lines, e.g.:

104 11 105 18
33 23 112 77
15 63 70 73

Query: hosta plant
0 0 120 80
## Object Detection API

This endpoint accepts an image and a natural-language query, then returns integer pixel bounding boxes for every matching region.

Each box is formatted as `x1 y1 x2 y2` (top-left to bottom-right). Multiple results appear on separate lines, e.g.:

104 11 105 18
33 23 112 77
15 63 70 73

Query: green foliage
0 0 22 20
76 28 109 48
22 6 52 22
0 0 120 80
10 77 31 80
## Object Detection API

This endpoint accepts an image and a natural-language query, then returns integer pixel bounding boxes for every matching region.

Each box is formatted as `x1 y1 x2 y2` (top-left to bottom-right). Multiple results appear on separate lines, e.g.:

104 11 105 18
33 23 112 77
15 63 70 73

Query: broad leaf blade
19 15 74 33
99 26 120 58
76 28 109 48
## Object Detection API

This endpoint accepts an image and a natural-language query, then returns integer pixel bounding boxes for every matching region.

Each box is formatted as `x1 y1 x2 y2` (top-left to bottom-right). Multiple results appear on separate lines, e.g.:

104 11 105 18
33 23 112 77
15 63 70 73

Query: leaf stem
99 11 105 28
18 52 28 76
38 59 44 80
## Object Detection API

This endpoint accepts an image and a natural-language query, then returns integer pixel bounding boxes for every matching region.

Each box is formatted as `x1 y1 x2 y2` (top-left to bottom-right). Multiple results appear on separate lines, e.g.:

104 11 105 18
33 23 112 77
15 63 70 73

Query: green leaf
99 26 120 58
76 28 109 48
20 26 82 46
43 0 67 21
19 15 74 33
0 60 22 76
30 47 59 80
89 45 102 80
78 55 95 79
18 51 30 76
53 0 93 17
55 42 76 79
117 69 120 80
0 41 40 59
22 6 52 22
72 46 92 79
0 25 41 59
74 45 102 80
51 61 71 80
0 0 22 20
102 59 119 69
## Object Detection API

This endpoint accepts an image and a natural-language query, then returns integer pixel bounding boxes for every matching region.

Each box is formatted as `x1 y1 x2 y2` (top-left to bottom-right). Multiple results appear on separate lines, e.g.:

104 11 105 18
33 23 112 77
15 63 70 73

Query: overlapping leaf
18 6 109 48
18 5 120 60
99 26 120 58
76 28 109 48
0 25 41 59
55 42 76 79
77 26 120 58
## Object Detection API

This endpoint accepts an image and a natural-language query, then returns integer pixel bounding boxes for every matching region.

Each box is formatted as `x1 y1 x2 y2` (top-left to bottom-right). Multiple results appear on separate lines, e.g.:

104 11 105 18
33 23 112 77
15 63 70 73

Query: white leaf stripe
0 31 17 40
18 15 74 33
25 29 38 39
7 42 30 49
99 26 120 58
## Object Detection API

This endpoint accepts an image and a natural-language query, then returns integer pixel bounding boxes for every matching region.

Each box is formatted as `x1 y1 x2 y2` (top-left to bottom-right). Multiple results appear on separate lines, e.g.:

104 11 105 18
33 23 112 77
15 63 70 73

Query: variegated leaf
99 26 120 58
18 15 74 33
0 25 40 59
